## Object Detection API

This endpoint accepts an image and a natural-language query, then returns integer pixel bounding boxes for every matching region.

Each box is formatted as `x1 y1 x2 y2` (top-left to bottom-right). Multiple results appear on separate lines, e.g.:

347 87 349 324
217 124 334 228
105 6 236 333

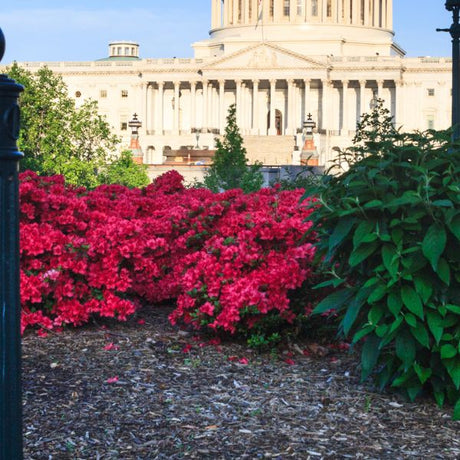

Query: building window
361 0 365 24
283 0 290 16
427 115 435 130
297 0 302 16
121 90 128 98
100 90 107 98
117 46 122 55
121 122 128 131
327 0 332 17
312 0 318 16
270 0 274 17
75 91 81 98
238 0 242 22
427 88 435 97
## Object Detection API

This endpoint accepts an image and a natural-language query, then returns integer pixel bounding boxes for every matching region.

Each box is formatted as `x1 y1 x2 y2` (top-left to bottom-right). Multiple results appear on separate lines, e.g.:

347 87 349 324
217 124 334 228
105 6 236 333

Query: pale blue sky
0 1 455 63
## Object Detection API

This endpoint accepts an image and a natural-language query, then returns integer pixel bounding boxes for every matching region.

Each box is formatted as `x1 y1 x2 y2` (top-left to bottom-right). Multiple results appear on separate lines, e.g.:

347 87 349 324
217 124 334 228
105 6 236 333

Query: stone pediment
206 43 327 71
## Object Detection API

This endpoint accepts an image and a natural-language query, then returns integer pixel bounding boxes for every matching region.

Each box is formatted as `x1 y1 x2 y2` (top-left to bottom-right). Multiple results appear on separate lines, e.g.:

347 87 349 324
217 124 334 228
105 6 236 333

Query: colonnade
211 0 392 29
141 77 402 138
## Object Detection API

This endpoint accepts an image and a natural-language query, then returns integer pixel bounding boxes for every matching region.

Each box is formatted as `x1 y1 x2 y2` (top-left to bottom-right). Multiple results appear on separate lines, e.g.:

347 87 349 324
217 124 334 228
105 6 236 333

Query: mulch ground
22 305 460 459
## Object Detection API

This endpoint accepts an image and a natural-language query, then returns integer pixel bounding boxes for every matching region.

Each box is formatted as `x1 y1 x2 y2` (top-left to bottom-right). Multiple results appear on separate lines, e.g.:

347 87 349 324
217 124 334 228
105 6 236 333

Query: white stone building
11 0 452 175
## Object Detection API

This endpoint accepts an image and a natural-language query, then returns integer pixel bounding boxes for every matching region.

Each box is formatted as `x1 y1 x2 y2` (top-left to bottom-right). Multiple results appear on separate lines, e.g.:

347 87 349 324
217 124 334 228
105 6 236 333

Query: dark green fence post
0 27 24 460
438 1 460 141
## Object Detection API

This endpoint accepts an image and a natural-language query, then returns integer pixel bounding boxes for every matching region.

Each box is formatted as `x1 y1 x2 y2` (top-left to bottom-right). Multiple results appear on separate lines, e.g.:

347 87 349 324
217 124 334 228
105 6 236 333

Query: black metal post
0 27 24 460
438 1 460 141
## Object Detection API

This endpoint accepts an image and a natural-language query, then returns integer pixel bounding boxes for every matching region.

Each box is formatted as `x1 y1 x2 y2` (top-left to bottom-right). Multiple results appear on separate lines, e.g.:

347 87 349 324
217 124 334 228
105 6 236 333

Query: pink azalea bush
19 170 320 336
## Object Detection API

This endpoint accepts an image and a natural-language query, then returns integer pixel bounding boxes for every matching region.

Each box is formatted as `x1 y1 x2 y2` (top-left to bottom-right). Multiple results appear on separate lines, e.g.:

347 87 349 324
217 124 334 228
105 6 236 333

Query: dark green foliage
304 100 460 419
204 104 263 193
101 151 150 188
8 63 119 188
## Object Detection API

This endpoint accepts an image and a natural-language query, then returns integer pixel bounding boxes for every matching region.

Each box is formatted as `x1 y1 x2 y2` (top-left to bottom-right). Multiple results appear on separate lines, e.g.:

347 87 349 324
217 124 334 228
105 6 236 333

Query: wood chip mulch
22 306 460 459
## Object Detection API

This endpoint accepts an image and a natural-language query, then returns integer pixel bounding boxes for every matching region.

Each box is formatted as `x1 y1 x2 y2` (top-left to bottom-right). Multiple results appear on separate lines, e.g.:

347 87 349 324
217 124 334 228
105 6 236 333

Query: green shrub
304 101 460 419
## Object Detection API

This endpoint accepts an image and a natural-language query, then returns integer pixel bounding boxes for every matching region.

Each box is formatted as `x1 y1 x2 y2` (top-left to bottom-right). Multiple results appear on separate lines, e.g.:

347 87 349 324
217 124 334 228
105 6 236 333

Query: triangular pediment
205 43 327 70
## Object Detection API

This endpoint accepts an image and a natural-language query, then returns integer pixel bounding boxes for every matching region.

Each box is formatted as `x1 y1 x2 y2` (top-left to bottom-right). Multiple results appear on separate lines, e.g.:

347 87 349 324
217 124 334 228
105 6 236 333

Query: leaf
329 217 356 253
353 220 375 248
426 311 444 345
385 191 421 208
413 362 432 384
454 399 460 421
396 330 416 371
447 214 460 241
441 344 457 359
349 242 379 267
410 323 430 348
368 284 387 303
312 289 354 315
382 244 399 278
361 335 381 381
342 287 372 336
445 304 460 315
437 258 451 285
387 292 402 317
422 223 447 271
413 274 433 304
444 357 460 389
401 285 424 320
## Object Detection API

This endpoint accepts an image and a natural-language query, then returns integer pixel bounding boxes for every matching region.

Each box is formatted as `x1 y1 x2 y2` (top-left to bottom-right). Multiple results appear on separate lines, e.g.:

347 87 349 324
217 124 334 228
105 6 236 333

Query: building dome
108 41 140 59
194 0 402 57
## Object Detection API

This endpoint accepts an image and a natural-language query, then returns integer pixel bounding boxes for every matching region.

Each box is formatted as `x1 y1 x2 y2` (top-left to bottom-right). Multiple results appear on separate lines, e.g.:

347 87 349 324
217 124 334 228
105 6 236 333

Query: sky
0 1 456 64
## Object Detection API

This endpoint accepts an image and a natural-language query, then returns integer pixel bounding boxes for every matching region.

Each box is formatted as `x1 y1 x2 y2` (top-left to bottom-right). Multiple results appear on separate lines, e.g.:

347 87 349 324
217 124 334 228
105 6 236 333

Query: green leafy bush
304 101 460 419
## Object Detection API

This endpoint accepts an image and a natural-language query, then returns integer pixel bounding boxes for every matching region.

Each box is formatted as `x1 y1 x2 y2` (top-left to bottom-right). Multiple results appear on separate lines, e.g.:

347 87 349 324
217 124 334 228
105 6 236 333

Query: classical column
202 80 208 130
290 0 297 22
337 0 343 22
358 79 366 121
173 81 180 135
157 82 164 135
146 83 154 134
364 0 370 25
395 79 404 128
219 79 226 133
352 0 359 24
190 81 197 131
235 79 242 126
233 0 239 23
304 79 311 122
342 80 349 133
344 0 351 24
269 79 277 135
252 79 260 134
387 0 393 29
321 79 333 132
287 79 295 134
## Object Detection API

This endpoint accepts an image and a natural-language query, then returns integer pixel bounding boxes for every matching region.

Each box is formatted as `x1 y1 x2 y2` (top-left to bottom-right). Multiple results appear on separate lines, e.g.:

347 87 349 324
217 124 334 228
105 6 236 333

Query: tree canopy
8 63 121 188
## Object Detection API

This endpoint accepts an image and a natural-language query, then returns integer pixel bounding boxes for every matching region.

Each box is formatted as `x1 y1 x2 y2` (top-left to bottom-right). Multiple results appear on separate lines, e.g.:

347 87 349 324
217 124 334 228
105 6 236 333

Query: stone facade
7 1 452 171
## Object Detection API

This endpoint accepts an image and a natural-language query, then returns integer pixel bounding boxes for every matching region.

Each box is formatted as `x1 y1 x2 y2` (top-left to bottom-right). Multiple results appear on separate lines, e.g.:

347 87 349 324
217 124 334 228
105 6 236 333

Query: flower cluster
19 170 319 336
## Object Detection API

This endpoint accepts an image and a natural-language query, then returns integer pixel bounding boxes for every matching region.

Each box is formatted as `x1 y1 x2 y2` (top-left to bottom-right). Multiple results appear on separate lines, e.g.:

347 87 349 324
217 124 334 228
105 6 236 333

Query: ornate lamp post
438 0 460 140
0 27 24 459
128 113 143 164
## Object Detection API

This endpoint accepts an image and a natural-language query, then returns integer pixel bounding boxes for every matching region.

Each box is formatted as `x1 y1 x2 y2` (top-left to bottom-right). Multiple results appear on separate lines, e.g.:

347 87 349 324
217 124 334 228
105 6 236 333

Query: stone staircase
243 135 295 165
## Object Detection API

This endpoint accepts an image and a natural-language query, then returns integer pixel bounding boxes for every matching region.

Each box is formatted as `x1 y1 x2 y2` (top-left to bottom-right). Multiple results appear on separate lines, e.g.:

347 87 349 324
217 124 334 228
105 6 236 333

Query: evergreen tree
204 104 263 192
